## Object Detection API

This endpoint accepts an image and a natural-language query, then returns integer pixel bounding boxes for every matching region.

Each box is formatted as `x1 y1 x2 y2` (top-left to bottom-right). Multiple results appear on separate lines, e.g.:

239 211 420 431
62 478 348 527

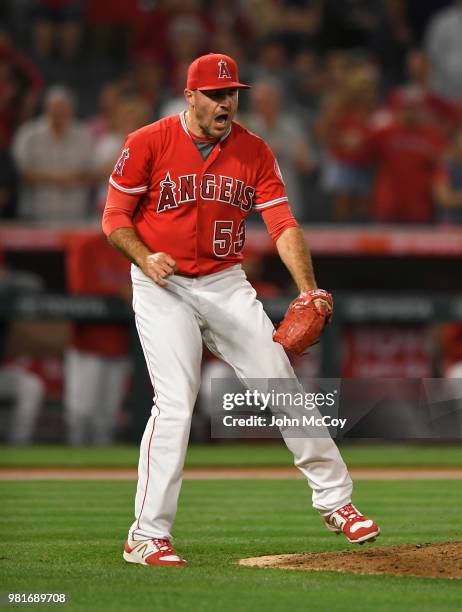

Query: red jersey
368 121 446 223
329 112 372 166
388 87 460 130
103 112 288 276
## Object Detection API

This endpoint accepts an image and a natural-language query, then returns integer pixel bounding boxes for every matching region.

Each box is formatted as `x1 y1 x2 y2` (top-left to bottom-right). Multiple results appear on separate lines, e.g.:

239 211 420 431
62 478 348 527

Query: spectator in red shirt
388 49 460 135
369 86 446 223
316 66 378 221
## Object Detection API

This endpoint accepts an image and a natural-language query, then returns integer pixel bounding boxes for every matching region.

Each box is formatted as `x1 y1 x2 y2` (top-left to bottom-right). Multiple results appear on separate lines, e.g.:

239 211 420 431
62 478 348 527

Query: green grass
0 442 461 469
0 479 460 611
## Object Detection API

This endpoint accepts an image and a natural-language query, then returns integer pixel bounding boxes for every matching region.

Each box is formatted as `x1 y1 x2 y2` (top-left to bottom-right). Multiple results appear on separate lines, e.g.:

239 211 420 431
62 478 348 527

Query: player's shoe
123 538 187 566
325 503 380 544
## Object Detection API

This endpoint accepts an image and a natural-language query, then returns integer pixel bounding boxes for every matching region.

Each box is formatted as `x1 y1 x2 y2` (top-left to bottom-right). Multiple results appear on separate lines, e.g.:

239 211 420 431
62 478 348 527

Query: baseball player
102 53 380 566
65 234 132 446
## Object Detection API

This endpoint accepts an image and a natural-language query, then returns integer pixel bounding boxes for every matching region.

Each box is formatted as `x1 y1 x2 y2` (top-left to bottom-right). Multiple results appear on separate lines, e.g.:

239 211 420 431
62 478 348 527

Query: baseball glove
273 289 333 355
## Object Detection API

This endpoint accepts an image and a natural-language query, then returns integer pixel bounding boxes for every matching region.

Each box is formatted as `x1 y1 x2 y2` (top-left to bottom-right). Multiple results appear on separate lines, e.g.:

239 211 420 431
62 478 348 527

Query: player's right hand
142 252 177 287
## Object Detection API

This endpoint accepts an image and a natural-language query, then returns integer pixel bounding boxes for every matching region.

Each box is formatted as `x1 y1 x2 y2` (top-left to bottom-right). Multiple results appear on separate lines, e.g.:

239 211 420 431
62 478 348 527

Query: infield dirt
239 541 462 579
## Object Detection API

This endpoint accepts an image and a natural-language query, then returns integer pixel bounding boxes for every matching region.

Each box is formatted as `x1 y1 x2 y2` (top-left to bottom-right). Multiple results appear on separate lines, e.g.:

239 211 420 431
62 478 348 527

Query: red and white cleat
123 538 187 566
325 503 380 544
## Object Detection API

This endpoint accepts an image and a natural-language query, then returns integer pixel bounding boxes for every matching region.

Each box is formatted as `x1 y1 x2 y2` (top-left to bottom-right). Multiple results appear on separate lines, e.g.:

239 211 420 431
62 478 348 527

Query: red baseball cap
187 53 250 91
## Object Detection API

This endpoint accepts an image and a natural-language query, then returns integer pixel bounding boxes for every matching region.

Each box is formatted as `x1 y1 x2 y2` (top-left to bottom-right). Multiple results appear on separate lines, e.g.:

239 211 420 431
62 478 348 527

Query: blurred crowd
0 0 462 224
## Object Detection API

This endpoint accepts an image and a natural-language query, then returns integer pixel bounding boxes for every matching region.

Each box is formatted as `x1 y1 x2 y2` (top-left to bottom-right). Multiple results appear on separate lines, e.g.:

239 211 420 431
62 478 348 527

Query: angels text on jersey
156 172 256 214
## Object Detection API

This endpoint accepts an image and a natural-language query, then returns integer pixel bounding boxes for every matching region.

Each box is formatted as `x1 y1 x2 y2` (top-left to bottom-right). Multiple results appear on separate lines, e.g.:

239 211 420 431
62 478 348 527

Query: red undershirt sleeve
102 183 140 236
261 202 300 242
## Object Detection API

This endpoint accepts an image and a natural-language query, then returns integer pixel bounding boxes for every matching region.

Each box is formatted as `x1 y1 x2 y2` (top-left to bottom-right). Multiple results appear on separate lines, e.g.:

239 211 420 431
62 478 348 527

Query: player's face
186 87 238 139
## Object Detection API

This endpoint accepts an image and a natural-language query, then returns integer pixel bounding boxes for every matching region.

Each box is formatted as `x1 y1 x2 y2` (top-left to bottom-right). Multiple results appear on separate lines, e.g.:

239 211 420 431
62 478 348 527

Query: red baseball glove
273 289 333 355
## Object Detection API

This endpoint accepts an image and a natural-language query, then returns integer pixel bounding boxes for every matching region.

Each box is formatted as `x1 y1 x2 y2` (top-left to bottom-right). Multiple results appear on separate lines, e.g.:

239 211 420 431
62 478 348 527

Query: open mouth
214 112 229 126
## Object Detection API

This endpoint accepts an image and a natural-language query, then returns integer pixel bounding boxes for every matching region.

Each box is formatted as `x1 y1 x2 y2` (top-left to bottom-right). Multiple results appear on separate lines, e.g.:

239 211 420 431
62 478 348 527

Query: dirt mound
239 541 462 579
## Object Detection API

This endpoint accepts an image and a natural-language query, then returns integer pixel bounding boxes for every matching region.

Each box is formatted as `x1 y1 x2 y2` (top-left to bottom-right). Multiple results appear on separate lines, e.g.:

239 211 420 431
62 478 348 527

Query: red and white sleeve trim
109 176 148 194
253 196 288 211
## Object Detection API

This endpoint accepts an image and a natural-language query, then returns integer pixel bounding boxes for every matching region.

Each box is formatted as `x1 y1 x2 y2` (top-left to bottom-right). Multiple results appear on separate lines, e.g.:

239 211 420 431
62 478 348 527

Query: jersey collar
180 111 232 143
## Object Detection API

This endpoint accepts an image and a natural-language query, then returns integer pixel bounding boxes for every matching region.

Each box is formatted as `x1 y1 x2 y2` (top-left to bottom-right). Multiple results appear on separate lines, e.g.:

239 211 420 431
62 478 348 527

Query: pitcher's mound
239 541 462 579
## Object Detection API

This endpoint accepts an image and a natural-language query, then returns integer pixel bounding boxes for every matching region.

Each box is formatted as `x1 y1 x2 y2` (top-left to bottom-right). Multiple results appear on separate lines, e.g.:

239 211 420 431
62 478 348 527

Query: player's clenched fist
141 252 177 287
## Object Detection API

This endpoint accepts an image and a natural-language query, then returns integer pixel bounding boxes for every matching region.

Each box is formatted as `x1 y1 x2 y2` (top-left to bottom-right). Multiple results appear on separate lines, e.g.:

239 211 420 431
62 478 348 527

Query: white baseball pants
129 264 352 541
1 366 45 444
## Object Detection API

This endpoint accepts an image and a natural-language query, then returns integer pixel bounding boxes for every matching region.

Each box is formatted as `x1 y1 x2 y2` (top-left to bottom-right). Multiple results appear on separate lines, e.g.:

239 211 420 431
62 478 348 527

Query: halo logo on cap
218 59 232 80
